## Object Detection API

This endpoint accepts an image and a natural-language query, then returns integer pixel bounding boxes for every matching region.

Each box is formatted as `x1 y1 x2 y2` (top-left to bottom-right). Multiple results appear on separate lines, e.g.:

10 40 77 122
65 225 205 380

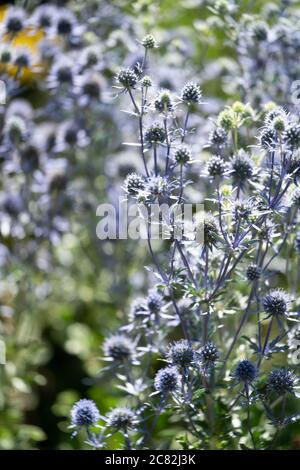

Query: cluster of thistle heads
0 4 113 263
70 30 300 450
208 0 300 108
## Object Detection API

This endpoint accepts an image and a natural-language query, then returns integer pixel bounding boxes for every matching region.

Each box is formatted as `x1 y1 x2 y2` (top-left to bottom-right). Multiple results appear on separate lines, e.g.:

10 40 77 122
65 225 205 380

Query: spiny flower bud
116 67 138 88
207 155 226 177
272 116 286 132
234 360 257 383
174 144 191 165
124 173 145 195
142 34 157 49
180 82 202 104
154 366 180 393
141 75 152 88
203 215 219 248
167 340 194 368
264 107 287 125
107 407 135 430
144 123 166 145
262 289 290 317
199 342 219 366
147 291 163 314
154 89 173 114
217 109 235 131
230 150 254 185
129 298 148 321
267 369 296 395
246 264 262 281
145 175 171 198
103 334 134 362
209 127 228 148
71 399 100 427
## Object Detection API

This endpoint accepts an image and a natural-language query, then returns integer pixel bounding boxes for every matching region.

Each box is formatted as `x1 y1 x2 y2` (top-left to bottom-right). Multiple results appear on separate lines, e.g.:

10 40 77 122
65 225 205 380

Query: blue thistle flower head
144 123 166 145
173 144 191 165
154 366 180 393
208 127 228 148
246 264 262 281
167 340 194 368
124 173 145 195
262 289 290 317
107 407 136 430
141 34 157 49
71 399 100 427
116 68 138 89
234 360 257 384
230 150 254 185
129 297 148 321
103 334 134 362
199 342 219 366
207 155 226 177
267 369 297 395
180 82 202 104
146 290 163 314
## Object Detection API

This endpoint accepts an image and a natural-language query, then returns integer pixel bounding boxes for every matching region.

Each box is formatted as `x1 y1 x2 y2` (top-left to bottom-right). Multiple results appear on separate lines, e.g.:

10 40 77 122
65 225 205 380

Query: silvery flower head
246 264 262 281
75 72 102 103
199 342 219 372
180 82 202 104
233 359 257 384
124 173 145 196
173 144 191 166
208 127 228 148
71 399 100 427
129 297 148 322
154 89 174 114
55 8 77 37
262 289 290 318
141 33 157 49
55 121 89 151
230 150 254 187
145 175 173 200
2 7 26 36
207 155 226 177
79 46 102 70
116 67 138 89
4 115 27 143
48 56 75 88
167 340 194 368
144 123 166 146
30 4 58 30
154 366 181 394
12 47 35 69
267 369 297 395
146 290 163 314
106 407 136 431
103 334 134 362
